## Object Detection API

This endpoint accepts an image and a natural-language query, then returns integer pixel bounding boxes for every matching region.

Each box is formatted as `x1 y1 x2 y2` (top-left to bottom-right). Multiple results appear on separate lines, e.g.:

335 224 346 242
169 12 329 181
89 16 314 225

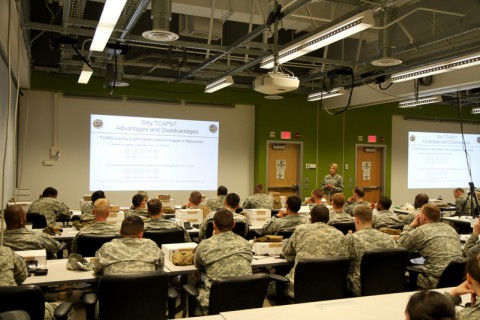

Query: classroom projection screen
90 114 219 191
408 131 480 189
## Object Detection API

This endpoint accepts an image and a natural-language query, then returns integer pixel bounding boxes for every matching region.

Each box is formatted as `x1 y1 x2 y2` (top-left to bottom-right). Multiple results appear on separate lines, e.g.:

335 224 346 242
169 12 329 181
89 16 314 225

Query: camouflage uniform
373 210 402 228
400 208 421 225
283 222 347 297
328 211 354 224
243 193 274 210
344 201 371 216
144 217 191 242
194 231 253 313
398 223 463 289
94 238 164 275
80 202 95 221
261 214 308 235
345 227 398 296
321 174 344 196
2 228 61 255
462 233 480 257
71 221 120 253
202 195 227 211
456 193 477 216
28 197 71 227
198 210 248 239
0 246 27 286
125 207 149 218
445 292 480 320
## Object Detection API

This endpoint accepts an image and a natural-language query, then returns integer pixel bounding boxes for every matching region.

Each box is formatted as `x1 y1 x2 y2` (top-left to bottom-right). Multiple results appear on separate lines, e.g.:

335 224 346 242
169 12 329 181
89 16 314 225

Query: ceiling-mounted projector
253 71 299 95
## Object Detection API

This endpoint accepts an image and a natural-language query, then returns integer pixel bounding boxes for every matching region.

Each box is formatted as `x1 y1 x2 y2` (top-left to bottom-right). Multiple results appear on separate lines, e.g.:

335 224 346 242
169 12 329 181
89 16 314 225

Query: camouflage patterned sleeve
56 201 72 220
41 234 62 255
282 233 297 263
198 219 208 239
333 176 344 193
12 252 28 284
156 250 165 269
93 252 104 275
194 244 206 269
261 217 278 235
463 234 480 257
397 225 419 252
344 233 355 258
243 198 253 209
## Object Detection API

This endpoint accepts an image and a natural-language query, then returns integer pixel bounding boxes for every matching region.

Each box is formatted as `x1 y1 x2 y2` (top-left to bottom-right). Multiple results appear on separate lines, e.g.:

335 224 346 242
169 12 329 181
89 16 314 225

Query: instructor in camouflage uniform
322 163 344 197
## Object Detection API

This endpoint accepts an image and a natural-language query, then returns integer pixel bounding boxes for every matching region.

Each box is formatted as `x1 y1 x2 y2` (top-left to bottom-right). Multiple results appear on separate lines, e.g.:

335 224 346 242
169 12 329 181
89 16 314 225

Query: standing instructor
322 163 344 197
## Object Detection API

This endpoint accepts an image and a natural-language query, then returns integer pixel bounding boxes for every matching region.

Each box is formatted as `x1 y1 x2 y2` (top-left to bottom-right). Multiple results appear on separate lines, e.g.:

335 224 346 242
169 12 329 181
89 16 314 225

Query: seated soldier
126 193 149 218
261 196 308 235
328 193 354 225
243 184 274 210
202 186 228 211
144 198 191 242
372 196 402 228
344 186 371 216
181 191 210 218
80 190 105 221
28 187 71 227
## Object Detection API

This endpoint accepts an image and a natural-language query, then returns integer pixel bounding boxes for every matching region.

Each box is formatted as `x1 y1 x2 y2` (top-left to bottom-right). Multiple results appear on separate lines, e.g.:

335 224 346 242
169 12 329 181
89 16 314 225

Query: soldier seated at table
126 193 149 219
28 187 71 227
243 184 274 210
261 196 308 235
202 186 228 211
144 198 191 242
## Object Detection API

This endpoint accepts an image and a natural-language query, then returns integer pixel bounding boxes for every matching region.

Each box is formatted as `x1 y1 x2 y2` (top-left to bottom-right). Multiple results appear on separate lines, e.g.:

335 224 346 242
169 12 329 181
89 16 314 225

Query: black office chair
0 310 30 320
437 259 467 288
330 222 356 235
26 213 47 229
271 256 351 304
0 285 72 320
76 234 120 257
84 270 177 320
360 248 409 296
143 229 185 248
276 229 295 239
204 221 247 239
183 273 271 317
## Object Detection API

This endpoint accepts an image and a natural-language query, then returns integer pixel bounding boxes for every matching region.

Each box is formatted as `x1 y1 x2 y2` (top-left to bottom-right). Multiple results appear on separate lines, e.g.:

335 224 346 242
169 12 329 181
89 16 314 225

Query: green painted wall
30 71 479 198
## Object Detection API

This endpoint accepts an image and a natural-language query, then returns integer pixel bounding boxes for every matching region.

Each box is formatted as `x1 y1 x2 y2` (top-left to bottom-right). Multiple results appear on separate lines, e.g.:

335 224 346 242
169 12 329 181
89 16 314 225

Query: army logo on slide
93 119 103 129
410 134 416 142
209 124 218 133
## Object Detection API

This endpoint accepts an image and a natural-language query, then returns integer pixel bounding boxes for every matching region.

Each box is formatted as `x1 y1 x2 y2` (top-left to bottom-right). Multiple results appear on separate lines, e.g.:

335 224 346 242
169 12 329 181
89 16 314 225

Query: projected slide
90 114 219 191
408 131 480 188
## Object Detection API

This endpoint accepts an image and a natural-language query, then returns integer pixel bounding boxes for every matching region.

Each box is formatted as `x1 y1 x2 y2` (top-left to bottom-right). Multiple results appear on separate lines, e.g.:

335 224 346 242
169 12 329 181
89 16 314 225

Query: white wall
18 90 255 209
391 115 480 205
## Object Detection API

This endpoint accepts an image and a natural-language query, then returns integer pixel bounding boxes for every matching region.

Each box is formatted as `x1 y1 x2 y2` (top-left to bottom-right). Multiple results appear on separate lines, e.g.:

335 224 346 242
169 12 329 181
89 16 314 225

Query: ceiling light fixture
260 10 374 69
205 76 234 93
391 52 480 83
472 107 480 114
90 0 128 52
307 88 346 102
78 63 93 84
398 95 443 108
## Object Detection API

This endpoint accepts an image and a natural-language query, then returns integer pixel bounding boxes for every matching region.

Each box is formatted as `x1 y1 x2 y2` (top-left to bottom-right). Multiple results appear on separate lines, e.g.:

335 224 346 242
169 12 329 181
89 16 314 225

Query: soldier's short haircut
121 215 144 236
311 188 324 199
286 196 302 213
378 196 392 210
354 205 373 223
4 205 25 226
332 193 346 207
414 193 429 209
467 253 480 283
132 193 145 207
454 187 465 194
213 209 234 232
310 205 329 223
405 290 455 320
42 187 58 197
189 191 202 205
93 199 110 215
421 204 440 222
354 186 365 197
254 184 264 193
147 198 162 215
91 190 105 204
217 186 228 196
225 193 240 208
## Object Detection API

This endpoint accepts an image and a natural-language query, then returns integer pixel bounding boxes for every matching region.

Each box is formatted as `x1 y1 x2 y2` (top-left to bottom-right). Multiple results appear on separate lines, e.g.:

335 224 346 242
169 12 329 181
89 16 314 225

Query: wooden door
267 142 301 197
355 145 385 203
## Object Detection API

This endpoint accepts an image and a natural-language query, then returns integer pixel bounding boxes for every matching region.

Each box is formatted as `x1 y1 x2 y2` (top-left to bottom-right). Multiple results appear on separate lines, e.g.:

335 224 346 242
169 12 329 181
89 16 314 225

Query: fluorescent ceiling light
472 107 480 114
205 76 234 93
391 52 480 83
90 0 128 52
261 10 374 69
398 95 443 108
78 63 93 84
307 88 346 102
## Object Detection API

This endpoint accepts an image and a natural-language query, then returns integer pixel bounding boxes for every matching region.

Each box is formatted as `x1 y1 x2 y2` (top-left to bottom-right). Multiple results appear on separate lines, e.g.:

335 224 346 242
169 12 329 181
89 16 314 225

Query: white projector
252 72 299 95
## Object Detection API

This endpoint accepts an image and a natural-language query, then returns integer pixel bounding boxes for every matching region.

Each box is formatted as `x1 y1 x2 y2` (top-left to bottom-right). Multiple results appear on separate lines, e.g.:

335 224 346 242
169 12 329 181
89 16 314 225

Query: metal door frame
266 140 303 196
354 144 386 197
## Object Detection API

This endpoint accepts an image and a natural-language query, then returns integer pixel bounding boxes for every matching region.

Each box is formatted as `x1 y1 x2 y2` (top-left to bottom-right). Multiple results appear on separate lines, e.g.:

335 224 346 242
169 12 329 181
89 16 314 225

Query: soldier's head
42 187 58 198
310 205 329 224
217 186 228 196
419 204 440 224
331 193 346 210
329 163 338 175
466 253 480 291
376 196 392 211
286 196 302 214
353 205 373 229
213 209 234 233
311 188 324 203
121 215 144 238
93 199 110 221
353 186 365 198
189 191 202 206
453 188 464 199
405 290 455 320
147 198 162 217
414 193 429 209
4 205 26 229
137 191 149 202
91 190 105 204
254 184 264 194
225 193 240 210
132 193 146 208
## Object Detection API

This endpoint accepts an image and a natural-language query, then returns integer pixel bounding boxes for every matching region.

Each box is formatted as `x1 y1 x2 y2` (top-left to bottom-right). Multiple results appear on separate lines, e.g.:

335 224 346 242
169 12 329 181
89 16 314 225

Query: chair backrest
276 229 295 238
437 259 467 288
386 223 405 230
98 271 169 320
76 233 120 257
205 221 247 239
294 257 351 303
26 213 47 229
143 229 185 248
330 222 356 235
0 310 30 320
208 274 271 314
360 248 409 296
0 285 44 319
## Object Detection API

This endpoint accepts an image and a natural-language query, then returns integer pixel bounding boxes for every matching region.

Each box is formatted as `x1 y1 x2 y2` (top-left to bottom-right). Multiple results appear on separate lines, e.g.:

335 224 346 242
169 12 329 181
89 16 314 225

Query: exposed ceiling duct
142 0 179 42
371 8 402 67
